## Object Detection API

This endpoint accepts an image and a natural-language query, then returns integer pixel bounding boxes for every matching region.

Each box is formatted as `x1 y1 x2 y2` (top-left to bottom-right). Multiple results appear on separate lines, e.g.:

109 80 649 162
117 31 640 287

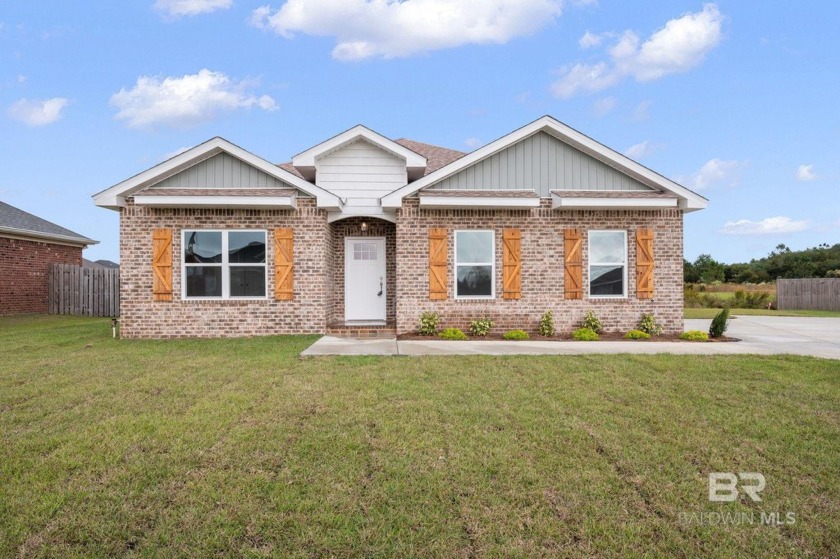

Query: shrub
680 330 709 341
572 327 599 341
538 310 555 337
732 290 771 309
709 307 730 338
503 329 530 341
418 311 439 336
469 317 494 337
581 310 602 333
624 329 651 340
637 313 663 336
439 328 468 340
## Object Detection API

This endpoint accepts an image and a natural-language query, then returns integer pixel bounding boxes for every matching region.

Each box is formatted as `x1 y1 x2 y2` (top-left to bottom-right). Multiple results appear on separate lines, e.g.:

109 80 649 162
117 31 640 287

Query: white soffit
133 194 298 210
551 194 679 210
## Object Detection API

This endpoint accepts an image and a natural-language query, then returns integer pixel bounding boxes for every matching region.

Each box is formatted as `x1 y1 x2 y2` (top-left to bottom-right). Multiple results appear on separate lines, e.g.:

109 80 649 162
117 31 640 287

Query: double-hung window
455 230 495 298
183 230 267 299
589 230 626 297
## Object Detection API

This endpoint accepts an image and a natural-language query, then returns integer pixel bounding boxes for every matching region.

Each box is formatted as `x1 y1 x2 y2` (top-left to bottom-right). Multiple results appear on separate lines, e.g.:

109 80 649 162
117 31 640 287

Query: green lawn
1 315 839 558
685 307 840 319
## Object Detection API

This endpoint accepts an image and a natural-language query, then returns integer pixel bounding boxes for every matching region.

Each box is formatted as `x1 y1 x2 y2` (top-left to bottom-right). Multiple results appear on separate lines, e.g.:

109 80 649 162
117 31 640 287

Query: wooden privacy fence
49 264 120 317
776 278 840 311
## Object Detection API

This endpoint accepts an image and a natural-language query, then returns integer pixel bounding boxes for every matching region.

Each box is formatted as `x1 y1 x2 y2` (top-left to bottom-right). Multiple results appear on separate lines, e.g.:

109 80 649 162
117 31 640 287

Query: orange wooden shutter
502 228 521 300
152 228 173 301
429 228 448 300
636 228 654 299
274 228 294 301
564 229 583 300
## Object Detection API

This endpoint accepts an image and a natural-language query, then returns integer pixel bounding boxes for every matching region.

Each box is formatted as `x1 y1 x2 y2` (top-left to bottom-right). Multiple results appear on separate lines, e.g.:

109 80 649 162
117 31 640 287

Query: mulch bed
398 332 740 342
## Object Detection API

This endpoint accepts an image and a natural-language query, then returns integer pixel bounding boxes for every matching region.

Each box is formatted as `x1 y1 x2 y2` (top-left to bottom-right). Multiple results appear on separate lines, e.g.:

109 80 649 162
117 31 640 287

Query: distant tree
693 253 725 283
684 259 700 283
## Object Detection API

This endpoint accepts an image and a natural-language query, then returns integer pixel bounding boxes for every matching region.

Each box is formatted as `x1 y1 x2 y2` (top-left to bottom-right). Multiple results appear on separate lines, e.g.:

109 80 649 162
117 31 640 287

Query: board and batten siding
149 153 295 190
315 139 407 200
429 131 654 195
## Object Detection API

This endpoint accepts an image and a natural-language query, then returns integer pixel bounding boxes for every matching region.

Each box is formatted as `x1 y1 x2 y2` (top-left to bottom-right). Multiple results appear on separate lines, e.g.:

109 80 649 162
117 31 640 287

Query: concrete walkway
301 316 840 359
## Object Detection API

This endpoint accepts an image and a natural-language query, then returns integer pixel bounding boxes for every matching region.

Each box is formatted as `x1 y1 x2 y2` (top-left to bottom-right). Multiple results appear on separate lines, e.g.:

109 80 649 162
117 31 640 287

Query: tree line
684 243 840 283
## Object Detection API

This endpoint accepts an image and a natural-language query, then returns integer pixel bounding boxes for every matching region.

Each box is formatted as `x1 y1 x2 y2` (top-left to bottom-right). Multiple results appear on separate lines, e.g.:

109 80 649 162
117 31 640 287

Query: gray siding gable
149 152 297 191
428 131 654 195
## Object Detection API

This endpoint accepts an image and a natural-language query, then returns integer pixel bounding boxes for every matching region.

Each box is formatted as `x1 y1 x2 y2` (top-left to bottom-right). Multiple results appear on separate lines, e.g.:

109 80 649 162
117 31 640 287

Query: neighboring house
93 116 706 339
1 201 98 315
83 258 120 270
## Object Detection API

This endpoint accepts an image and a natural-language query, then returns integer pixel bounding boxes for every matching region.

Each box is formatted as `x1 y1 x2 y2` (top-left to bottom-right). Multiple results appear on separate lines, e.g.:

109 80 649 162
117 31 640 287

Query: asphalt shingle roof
0 201 96 245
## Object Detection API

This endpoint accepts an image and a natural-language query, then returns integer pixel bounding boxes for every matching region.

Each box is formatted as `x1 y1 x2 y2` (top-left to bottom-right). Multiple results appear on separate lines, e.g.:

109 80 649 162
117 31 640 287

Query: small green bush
624 329 651 340
503 329 530 340
418 311 439 336
439 328 468 340
581 310 602 333
469 317 494 337
538 310 555 337
680 330 709 341
709 307 730 338
572 327 599 341
638 313 663 336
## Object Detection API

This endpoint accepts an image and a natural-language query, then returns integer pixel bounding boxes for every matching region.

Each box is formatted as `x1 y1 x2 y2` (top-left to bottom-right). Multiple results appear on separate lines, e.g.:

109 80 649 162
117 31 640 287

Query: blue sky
1 0 838 264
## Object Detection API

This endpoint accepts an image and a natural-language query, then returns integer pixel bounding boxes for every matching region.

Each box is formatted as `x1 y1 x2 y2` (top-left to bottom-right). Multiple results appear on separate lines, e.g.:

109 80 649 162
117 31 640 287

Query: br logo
708 472 766 502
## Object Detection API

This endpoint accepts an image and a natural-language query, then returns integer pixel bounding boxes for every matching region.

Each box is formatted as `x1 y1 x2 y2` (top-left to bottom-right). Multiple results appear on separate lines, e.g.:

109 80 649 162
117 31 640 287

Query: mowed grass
1 316 839 558
684 307 840 319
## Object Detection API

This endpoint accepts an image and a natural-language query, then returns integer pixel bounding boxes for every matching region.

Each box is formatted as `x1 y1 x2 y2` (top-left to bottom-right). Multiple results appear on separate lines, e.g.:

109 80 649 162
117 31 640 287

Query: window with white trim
183 230 267 299
589 230 627 297
455 230 495 298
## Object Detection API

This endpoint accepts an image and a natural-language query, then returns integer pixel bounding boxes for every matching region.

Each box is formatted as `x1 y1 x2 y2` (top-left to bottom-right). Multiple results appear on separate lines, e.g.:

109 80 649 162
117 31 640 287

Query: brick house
1 201 97 315
93 116 706 339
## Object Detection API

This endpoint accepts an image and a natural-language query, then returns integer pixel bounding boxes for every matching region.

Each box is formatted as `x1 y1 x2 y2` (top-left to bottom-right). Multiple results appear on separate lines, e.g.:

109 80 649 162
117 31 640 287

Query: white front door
345 237 387 322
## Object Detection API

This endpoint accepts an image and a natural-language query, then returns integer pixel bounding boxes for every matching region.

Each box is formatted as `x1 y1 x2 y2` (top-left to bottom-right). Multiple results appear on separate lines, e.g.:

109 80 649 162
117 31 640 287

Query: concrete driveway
301 316 840 359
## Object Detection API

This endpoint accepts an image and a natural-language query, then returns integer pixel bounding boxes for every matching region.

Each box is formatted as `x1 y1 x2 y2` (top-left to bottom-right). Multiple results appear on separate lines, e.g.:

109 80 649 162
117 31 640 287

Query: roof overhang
93 137 342 211
133 194 297 210
551 192 679 211
292 125 427 181
419 190 540 210
382 116 708 212
0 227 97 248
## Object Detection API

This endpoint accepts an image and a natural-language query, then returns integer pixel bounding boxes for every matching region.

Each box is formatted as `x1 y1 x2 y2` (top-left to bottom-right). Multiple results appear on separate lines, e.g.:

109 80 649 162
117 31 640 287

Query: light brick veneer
119 198 331 338
395 198 684 335
0 237 82 315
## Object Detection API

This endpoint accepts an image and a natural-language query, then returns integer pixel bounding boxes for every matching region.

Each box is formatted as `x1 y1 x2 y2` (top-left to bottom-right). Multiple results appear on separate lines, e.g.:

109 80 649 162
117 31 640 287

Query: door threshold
344 320 387 326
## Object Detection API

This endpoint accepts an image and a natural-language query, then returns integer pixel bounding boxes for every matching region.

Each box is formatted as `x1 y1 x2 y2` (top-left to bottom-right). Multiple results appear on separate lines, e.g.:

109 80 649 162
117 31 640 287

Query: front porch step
326 322 396 339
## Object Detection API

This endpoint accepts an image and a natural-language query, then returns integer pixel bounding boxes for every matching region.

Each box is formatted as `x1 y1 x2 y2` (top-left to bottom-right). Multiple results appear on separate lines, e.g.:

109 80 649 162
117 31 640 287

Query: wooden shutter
429 228 448 300
564 229 583 300
152 228 173 302
502 228 521 300
636 228 654 299
274 228 294 301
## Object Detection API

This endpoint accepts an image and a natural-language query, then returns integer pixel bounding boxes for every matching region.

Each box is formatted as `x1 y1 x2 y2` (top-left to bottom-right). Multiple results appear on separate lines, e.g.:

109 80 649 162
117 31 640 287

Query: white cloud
7 97 69 126
165 146 192 159
110 69 278 129
154 0 232 17
796 164 817 181
552 3 723 98
464 137 482 149
579 31 603 49
682 158 741 190
592 96 617 116
720 216 809 236
632 100 652 121
250 0 564 60
624 140 660 159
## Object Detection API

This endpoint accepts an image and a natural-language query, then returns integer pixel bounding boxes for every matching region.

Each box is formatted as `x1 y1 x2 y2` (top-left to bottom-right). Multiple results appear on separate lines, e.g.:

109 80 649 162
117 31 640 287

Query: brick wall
395 198 684 335
0 236 83 315
119 198 331 338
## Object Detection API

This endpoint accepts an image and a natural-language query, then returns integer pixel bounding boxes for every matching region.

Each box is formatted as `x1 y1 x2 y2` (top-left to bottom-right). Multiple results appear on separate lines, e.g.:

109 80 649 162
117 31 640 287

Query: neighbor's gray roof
0 201 97 246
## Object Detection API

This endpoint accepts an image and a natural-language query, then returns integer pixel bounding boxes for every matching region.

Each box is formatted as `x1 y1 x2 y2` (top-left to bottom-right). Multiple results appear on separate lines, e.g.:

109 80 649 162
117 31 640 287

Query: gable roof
394 139 465 176
381 116 708 212
291 125 428 181
93 137 343 211
0 201 97 247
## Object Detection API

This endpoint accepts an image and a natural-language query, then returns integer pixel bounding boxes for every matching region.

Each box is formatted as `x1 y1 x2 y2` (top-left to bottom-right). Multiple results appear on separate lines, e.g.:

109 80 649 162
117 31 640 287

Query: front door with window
344 237 387 322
